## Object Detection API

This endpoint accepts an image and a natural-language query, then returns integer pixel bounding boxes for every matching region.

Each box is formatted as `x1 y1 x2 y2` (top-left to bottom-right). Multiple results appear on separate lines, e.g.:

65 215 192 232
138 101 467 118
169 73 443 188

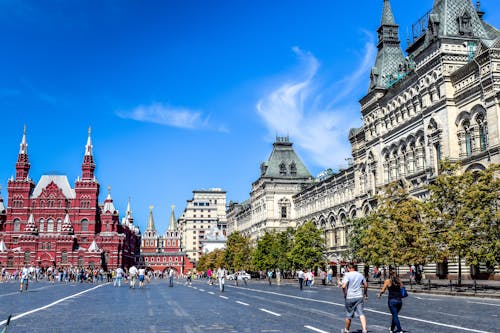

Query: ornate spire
146 205 156 231
167 205 177 231
61 213 74 234
81 127 96 180
19 124 28 155
369 0 406 91
85 126 93 156
15 125 31 180
381 0 395 25
24 213 38 233
103 186 116 214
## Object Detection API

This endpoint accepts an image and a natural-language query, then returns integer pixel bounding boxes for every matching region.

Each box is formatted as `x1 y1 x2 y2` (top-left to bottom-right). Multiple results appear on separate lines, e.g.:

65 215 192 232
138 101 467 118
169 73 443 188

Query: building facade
177 188 227 262
226 137 314 243
0 127 141 272
139 205 194 274
228 0 500 279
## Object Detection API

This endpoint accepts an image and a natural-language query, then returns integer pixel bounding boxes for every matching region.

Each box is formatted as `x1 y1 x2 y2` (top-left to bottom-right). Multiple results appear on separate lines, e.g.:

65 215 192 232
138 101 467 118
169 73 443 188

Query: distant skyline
1 0 499 233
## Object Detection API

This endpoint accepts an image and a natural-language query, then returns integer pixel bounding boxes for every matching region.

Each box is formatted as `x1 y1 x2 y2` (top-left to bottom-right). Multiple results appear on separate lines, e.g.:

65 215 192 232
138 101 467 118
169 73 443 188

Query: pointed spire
146 205 156 231
103 186 116 214
85 126 93 156
61 213 74 233
81 127 96 180
88 239 100 252
24 213 38 233
167 205 177 231
369 0 406 91
121 197 134 226
19 124 28 155
381 0 395 25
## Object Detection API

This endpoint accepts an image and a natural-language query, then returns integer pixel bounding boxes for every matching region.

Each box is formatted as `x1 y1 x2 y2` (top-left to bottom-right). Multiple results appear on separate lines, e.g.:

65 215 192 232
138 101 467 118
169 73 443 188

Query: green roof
260 137 312 179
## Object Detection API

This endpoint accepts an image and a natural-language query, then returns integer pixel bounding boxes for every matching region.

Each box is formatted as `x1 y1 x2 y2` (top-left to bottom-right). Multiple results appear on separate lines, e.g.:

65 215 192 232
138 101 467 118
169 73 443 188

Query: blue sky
1 0 499 233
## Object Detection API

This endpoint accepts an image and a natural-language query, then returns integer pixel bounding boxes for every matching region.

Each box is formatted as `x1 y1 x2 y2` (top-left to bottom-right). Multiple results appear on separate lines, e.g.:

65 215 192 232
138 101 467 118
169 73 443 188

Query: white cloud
256 35 376 171
117 103 228 132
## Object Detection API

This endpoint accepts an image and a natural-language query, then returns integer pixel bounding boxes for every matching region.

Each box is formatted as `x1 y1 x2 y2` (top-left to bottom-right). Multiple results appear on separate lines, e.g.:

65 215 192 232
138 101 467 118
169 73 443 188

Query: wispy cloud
117 103 228 132
256 33 376 171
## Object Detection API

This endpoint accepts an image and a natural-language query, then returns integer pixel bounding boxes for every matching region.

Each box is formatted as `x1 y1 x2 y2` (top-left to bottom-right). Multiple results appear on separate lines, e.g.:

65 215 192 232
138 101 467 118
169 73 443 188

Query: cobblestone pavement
1 278 499 332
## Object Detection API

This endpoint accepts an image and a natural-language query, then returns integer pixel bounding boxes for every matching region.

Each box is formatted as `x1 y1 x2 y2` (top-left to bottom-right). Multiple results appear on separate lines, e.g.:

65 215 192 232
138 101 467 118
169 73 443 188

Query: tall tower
141 206 158 253
74 127 100 234
369 0 406 91
7 126 35 221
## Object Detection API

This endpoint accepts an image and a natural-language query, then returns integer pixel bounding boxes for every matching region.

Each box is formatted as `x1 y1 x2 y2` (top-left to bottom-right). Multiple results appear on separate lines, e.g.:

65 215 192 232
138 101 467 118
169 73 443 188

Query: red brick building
139 205 194 274
0 127 140 272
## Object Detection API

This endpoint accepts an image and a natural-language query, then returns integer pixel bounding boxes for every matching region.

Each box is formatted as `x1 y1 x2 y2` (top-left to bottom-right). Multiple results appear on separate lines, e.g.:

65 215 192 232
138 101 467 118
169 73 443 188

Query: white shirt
129 266 138 277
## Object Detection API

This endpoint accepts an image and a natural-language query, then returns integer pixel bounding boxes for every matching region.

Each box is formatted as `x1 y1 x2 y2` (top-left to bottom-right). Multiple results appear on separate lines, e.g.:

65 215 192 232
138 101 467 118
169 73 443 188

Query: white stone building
177 188 227 262
228 0 500 279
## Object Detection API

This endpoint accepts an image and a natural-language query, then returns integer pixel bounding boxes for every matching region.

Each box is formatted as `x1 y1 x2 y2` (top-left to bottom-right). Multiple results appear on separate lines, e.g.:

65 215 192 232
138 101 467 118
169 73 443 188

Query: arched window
477 114 487 151
463 121 472 156
47 219 54 232
24 251 31 265
61 251 68 264
289 162 297 176
279 162 287 176
81 219 88 232
39 219 44 233
281 206 287 218
57 219 62 232
13 218 21 232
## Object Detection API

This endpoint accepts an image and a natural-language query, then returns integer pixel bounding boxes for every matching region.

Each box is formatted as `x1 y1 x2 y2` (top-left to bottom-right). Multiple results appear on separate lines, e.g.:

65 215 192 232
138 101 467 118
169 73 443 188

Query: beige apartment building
177 188 227 262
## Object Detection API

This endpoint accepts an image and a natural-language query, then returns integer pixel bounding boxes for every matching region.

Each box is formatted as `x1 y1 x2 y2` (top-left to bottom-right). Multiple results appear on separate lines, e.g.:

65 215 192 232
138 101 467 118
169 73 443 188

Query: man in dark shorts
341 263 368 333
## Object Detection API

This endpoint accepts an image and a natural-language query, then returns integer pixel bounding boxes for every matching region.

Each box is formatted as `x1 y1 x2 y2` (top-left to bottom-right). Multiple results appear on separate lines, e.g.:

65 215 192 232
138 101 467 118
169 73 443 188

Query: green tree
288 221 326 270
251 231 279 270
196 248 226 272
424 161 500 282
224 231 252 271
353 182 432 267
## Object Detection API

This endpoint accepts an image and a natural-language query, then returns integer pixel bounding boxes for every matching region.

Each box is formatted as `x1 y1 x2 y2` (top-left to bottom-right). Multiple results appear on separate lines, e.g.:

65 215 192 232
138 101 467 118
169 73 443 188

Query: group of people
341 263 405 333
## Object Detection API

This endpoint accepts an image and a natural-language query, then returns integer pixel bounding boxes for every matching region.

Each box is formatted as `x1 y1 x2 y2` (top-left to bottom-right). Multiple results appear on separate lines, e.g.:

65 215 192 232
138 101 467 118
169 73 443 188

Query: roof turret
103 186 117 214
369 0 406 91
24 213 38 233
381 0 396 25
167 205 177 231
61 213 74 234
260 136 312 179
146 205 156 232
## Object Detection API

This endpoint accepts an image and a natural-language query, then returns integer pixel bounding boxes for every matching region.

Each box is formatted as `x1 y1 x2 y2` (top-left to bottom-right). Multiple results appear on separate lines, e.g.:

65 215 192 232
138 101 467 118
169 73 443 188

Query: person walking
138 267 146 288
19 265 29 292
234 271 239 286
378 267 405 333
114 267 124 287
267 270 273 285
341 263 368 333
168 268 174 287
297 269 305 290
128 265 138 289
276 269 281 286
216 266 226 292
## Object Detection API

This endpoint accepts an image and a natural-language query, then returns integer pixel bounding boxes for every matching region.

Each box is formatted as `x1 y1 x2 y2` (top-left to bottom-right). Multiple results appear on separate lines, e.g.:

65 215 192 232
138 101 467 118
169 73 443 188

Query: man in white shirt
128 265 138 289
19 265 29 292
114 267 124 287
216 266 226 292
341 263 368 333
137 267 146 288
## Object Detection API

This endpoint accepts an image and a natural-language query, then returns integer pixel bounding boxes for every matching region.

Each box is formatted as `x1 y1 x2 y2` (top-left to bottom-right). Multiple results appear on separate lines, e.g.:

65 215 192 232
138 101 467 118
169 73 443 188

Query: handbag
400 286 408 298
